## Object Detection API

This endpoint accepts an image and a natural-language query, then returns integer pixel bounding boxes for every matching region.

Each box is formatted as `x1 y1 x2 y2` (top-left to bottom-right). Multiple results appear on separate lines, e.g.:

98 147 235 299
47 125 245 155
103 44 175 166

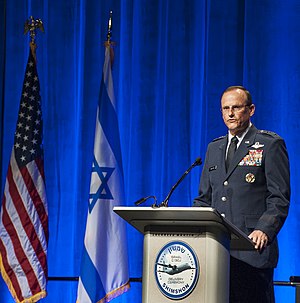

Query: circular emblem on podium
154 241 199 300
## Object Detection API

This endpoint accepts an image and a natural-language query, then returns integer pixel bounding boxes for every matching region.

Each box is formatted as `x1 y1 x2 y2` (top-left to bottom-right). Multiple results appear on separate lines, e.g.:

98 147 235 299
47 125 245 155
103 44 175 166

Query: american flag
0 45 48 303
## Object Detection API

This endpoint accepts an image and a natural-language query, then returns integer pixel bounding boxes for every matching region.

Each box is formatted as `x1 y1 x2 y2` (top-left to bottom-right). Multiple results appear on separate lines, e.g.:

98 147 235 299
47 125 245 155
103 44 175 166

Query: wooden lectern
114 206 254 303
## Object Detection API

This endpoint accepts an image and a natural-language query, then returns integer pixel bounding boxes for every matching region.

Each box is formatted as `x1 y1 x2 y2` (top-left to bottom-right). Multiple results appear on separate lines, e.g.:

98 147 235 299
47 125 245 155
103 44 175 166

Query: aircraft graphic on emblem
156 262 195 275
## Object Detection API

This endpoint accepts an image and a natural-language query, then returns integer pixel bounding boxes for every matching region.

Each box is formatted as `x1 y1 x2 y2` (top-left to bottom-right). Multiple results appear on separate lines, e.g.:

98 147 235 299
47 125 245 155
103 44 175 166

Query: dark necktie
226 136 238 171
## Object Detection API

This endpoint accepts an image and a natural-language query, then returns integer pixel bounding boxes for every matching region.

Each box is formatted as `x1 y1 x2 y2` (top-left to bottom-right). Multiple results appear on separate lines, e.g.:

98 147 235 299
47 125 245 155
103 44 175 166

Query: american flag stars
14 59 43 167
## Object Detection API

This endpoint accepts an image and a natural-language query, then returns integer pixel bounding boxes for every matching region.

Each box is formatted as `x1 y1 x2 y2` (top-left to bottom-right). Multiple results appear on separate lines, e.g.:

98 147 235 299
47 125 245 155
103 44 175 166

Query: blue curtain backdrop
0 0 299 302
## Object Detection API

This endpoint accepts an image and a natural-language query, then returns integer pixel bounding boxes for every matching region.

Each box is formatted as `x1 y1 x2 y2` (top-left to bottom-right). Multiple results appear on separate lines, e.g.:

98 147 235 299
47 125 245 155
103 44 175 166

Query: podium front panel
142 229 230 303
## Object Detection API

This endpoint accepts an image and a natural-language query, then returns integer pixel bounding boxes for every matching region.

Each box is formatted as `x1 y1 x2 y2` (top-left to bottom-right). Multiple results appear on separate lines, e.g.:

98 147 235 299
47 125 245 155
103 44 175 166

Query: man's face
221 89 255 136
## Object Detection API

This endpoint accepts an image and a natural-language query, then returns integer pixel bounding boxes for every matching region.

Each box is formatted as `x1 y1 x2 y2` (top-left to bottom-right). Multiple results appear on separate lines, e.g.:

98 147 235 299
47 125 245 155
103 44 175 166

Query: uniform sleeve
255 138 290 241
193 148 212 207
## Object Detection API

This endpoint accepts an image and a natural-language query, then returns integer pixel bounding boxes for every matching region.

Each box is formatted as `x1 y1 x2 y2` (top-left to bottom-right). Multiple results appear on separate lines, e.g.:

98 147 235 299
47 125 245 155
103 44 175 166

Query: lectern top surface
113 206 255 251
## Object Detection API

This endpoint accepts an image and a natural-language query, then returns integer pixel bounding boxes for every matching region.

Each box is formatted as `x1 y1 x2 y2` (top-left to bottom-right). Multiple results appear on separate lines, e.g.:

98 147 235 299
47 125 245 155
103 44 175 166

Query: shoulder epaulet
212 135 226 142
257 130 280 138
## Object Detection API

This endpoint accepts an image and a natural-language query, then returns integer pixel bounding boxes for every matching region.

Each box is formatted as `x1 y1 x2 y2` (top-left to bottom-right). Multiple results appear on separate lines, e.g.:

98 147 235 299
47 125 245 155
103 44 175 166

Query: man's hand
248 230 269 251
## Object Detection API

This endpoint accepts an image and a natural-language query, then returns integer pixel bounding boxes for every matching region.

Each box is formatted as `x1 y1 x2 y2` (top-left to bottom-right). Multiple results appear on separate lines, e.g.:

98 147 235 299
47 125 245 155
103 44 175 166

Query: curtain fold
1 1 299 302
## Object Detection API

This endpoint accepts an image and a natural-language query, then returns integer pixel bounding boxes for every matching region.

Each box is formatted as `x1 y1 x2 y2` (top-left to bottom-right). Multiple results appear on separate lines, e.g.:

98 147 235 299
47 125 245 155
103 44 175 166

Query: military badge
238 150 263 166
251 142 265 149
245 173 255 183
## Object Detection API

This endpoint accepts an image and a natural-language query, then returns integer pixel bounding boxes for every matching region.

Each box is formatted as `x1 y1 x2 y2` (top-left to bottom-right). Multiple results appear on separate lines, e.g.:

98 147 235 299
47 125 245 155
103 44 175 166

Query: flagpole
104 11 115 66
106 10 113 43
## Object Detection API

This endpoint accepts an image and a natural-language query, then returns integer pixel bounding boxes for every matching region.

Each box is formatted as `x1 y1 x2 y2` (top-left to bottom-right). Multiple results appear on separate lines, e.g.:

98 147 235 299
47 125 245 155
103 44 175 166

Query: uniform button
221 196 227 202
221 213 226 217
223 181 228 186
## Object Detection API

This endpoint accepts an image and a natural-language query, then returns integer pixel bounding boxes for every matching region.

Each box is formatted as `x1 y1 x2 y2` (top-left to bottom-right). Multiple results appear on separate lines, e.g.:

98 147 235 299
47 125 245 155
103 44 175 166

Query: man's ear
249 104 255 117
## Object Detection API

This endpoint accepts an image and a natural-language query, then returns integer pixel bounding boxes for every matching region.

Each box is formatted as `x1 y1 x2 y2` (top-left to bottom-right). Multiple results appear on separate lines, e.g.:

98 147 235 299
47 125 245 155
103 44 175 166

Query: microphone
134 195 157 206
159 157 202 208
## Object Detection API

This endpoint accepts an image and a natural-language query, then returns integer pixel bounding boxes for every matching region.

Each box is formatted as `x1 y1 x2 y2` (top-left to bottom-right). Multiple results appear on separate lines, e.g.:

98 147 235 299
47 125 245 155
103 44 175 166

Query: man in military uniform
194 86 290 302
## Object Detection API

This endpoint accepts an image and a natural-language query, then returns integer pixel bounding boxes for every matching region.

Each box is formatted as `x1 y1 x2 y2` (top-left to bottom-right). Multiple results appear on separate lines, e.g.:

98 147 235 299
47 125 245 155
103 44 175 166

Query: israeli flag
77 44 130 303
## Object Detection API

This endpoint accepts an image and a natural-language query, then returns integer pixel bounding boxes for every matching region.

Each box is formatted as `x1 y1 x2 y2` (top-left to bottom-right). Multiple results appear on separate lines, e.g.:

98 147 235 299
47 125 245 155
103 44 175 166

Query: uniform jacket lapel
218 136 227 175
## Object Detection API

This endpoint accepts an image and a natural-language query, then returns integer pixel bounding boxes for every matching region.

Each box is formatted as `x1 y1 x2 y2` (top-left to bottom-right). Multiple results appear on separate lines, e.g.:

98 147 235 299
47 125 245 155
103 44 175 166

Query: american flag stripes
0 44 48 303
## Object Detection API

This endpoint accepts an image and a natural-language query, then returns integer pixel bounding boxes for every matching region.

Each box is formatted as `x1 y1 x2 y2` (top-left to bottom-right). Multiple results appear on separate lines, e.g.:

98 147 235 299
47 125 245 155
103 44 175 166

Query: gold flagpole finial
24 16 44 45
104 11 115 65
106 11 113 43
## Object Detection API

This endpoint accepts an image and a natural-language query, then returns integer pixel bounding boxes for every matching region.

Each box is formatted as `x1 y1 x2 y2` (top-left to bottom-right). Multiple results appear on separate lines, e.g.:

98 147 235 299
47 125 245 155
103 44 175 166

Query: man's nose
228 109 235 116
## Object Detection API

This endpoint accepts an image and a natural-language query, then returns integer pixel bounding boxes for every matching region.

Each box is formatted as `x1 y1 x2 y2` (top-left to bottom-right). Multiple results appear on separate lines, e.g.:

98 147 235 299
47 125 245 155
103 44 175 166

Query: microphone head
194 157 202 166
134 195 157 206
134 197 147 206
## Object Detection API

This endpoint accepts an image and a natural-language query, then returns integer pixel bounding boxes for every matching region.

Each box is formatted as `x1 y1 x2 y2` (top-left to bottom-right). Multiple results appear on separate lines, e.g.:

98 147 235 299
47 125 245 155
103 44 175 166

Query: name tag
209 165 217 171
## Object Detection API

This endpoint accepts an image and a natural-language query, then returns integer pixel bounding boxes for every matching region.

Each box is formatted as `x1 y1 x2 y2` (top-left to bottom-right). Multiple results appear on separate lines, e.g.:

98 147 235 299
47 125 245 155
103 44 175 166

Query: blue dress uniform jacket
193 125 290 269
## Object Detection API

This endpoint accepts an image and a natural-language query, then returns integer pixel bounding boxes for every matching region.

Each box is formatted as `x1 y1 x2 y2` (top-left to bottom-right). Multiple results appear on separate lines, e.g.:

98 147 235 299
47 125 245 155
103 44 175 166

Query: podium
114 206 254 303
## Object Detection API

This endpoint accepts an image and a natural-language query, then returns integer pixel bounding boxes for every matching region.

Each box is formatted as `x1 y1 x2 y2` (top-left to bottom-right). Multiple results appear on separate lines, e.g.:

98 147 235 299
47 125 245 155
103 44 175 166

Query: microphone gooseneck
159 157 202 208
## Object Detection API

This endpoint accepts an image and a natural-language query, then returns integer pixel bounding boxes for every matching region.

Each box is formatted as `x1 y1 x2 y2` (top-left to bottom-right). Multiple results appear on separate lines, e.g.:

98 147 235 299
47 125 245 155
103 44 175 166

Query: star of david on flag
76 41 130 303
89 158 115 212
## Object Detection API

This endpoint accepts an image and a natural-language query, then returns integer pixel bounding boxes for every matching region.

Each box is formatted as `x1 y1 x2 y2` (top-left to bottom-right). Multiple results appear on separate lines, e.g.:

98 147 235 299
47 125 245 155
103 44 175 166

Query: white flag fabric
76 44 130 303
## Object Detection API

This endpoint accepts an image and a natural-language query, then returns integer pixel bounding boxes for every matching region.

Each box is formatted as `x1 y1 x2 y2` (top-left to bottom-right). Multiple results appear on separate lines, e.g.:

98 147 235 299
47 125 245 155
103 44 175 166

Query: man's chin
226 124 238 133
227 125 241 135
